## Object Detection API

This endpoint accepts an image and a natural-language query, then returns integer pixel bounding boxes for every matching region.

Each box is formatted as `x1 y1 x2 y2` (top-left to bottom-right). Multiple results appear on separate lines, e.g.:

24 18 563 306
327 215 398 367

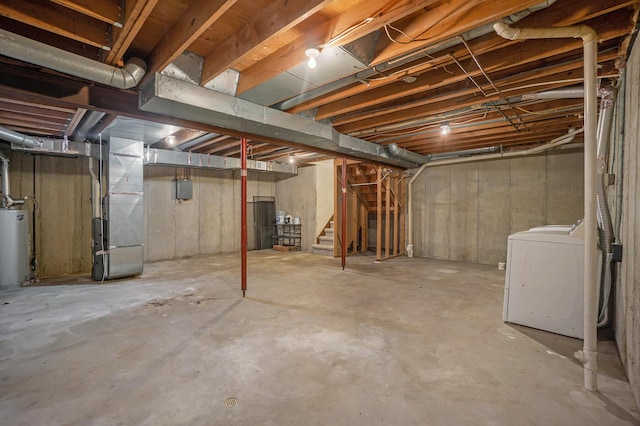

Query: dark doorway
253 196 275 250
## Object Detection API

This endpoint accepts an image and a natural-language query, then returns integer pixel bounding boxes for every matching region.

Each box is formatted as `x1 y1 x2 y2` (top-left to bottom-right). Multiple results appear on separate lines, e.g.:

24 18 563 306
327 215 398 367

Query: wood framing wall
334 160 405 260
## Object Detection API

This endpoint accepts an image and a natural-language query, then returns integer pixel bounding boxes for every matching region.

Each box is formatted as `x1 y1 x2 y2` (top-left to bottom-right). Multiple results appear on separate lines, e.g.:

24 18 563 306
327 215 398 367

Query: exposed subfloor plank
0 252 638 425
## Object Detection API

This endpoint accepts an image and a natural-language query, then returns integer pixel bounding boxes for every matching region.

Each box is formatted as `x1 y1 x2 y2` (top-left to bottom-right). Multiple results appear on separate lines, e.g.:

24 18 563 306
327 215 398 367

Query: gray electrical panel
175 179 192 200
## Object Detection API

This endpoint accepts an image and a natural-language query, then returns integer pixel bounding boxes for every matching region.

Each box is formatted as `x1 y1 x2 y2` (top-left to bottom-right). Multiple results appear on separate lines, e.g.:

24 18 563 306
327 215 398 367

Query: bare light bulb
166 135 176 145
305 47 320 70
288 154 295 164
440 124 451 136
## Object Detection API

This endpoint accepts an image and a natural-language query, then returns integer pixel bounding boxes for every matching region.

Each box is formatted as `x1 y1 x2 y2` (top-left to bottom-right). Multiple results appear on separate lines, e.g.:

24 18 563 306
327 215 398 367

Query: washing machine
503 220 593 339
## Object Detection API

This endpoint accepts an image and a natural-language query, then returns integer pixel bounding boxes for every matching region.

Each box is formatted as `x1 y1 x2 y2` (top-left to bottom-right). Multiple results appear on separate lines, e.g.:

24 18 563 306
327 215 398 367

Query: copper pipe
241 136 247 297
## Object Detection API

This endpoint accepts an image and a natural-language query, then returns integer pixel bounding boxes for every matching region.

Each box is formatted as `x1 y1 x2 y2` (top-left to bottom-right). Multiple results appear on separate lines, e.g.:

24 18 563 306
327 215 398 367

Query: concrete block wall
615 38 640 409
411 150 584 266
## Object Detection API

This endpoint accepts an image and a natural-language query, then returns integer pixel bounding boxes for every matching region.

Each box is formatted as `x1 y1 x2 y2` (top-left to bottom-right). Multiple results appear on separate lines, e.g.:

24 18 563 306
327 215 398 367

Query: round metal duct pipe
0 29 146 89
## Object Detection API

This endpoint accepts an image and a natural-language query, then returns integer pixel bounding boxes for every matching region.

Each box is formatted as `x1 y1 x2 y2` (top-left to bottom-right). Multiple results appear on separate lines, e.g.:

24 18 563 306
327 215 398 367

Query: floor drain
224 397 239 407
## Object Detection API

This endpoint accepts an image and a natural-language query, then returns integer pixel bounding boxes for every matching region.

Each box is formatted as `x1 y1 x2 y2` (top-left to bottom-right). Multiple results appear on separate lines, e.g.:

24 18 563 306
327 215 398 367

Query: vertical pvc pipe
341 158 347 270
241 136 247 297
582 35 599 391
493 21 599 392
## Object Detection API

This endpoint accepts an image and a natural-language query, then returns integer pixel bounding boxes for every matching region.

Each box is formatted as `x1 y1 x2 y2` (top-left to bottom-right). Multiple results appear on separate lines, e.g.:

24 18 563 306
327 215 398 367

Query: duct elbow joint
493 22 520 40
113 57 147 89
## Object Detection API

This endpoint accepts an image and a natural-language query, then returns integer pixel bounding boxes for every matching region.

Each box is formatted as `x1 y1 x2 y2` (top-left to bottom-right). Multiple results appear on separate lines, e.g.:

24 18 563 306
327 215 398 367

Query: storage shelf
272 224 301 251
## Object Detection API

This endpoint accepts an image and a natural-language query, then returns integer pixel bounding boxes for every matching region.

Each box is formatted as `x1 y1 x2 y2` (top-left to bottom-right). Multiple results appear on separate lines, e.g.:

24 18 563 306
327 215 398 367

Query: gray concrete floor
1 251 639 426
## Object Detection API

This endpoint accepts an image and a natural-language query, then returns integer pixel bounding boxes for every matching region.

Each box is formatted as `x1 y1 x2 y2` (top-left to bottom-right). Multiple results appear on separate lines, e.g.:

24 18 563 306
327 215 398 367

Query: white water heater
0 209 30 288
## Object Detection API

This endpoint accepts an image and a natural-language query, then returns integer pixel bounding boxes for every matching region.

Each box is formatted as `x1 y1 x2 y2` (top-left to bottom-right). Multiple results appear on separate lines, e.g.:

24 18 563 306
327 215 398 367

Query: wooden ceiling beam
49 0 123 27
143 0 238 83
397 116 585 150
236 0 441 94
200 0 332 85
106 0 159 65
330 26 626 130
0 101 72 120
290 3 627 116
371 0 543 66
332 59 590 128
0 0 112 50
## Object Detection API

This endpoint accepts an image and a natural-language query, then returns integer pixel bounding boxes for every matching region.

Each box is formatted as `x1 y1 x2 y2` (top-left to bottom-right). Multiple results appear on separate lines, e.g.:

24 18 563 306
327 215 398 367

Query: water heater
0 209 30 288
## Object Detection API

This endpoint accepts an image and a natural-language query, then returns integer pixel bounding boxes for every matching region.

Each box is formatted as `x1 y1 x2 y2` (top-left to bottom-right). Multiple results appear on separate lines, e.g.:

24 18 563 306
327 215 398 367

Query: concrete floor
1 251 638 426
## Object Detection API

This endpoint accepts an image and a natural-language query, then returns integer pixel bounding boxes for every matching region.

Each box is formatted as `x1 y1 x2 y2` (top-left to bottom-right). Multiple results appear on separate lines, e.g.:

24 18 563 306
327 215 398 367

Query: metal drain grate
224 397 239 408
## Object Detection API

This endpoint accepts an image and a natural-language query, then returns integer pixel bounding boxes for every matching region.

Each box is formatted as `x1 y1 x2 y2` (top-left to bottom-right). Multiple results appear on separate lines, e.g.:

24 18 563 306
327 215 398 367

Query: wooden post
393 173 399 255
385 170 391 259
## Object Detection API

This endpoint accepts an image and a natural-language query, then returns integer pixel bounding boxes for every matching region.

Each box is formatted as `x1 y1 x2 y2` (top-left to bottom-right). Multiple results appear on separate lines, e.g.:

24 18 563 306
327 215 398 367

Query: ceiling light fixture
166 135 176 145
305 47 320 69
403 76 417 83
440 123 451 136
288 153 295 164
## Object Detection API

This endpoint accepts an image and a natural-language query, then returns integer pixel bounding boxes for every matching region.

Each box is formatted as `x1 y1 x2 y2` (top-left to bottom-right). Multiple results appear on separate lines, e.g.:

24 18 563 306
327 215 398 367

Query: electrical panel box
175 179 192 200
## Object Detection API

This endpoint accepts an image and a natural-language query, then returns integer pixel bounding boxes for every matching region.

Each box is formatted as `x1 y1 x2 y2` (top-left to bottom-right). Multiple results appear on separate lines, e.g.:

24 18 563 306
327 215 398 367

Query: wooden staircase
312 220 334 256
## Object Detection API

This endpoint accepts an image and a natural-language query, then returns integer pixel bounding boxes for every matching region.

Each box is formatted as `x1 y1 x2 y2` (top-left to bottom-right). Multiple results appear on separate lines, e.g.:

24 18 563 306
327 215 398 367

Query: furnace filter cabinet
0 209 30 288
503 220 599 339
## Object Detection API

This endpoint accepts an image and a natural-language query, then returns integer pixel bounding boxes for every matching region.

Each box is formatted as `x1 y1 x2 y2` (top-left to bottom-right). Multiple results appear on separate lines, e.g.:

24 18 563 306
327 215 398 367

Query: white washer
503 221 589 339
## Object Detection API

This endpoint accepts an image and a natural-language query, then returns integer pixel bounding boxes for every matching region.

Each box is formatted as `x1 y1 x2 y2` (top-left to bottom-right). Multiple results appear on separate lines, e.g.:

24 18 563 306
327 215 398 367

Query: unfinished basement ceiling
0 0 638 167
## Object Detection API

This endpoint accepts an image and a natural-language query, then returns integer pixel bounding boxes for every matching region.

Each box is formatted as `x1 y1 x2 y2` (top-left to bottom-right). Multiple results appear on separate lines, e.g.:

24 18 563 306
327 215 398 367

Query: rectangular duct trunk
92 137 144 280
139 73 416 169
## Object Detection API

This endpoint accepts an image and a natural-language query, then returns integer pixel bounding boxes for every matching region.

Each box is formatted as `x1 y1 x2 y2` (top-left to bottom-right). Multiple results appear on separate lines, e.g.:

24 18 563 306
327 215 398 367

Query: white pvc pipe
494 21 599 392
0 151 9 209
88 158 102 219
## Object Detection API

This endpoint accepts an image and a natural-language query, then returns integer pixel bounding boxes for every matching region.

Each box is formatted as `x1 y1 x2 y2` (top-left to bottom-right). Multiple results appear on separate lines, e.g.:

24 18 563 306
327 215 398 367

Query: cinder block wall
615 38 640 409
411 150 584 265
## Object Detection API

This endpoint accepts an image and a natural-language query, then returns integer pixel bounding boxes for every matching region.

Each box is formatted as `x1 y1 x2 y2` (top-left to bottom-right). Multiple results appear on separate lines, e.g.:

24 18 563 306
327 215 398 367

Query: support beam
241 136 247 297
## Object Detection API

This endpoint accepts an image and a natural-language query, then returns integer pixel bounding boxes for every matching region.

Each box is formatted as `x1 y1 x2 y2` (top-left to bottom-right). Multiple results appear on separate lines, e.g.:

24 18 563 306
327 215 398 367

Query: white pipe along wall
493 21 599 392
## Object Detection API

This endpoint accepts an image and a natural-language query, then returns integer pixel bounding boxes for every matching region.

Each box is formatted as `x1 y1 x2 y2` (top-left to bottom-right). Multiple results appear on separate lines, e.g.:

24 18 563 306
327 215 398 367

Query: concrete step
312 244 333 256
318 236 334 244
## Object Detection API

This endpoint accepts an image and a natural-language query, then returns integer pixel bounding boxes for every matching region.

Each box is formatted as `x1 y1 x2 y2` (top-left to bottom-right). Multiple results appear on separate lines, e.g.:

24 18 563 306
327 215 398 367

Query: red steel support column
341 158 347 270
241 137 247 297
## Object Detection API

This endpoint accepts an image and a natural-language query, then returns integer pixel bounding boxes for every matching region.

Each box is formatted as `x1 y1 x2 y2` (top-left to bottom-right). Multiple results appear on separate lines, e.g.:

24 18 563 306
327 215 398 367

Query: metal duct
93 137 144 281
0 126 38 149
0 29 146 89
139 73 417 169
144 147 298 177
387 143 430 164
595 86 617 327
